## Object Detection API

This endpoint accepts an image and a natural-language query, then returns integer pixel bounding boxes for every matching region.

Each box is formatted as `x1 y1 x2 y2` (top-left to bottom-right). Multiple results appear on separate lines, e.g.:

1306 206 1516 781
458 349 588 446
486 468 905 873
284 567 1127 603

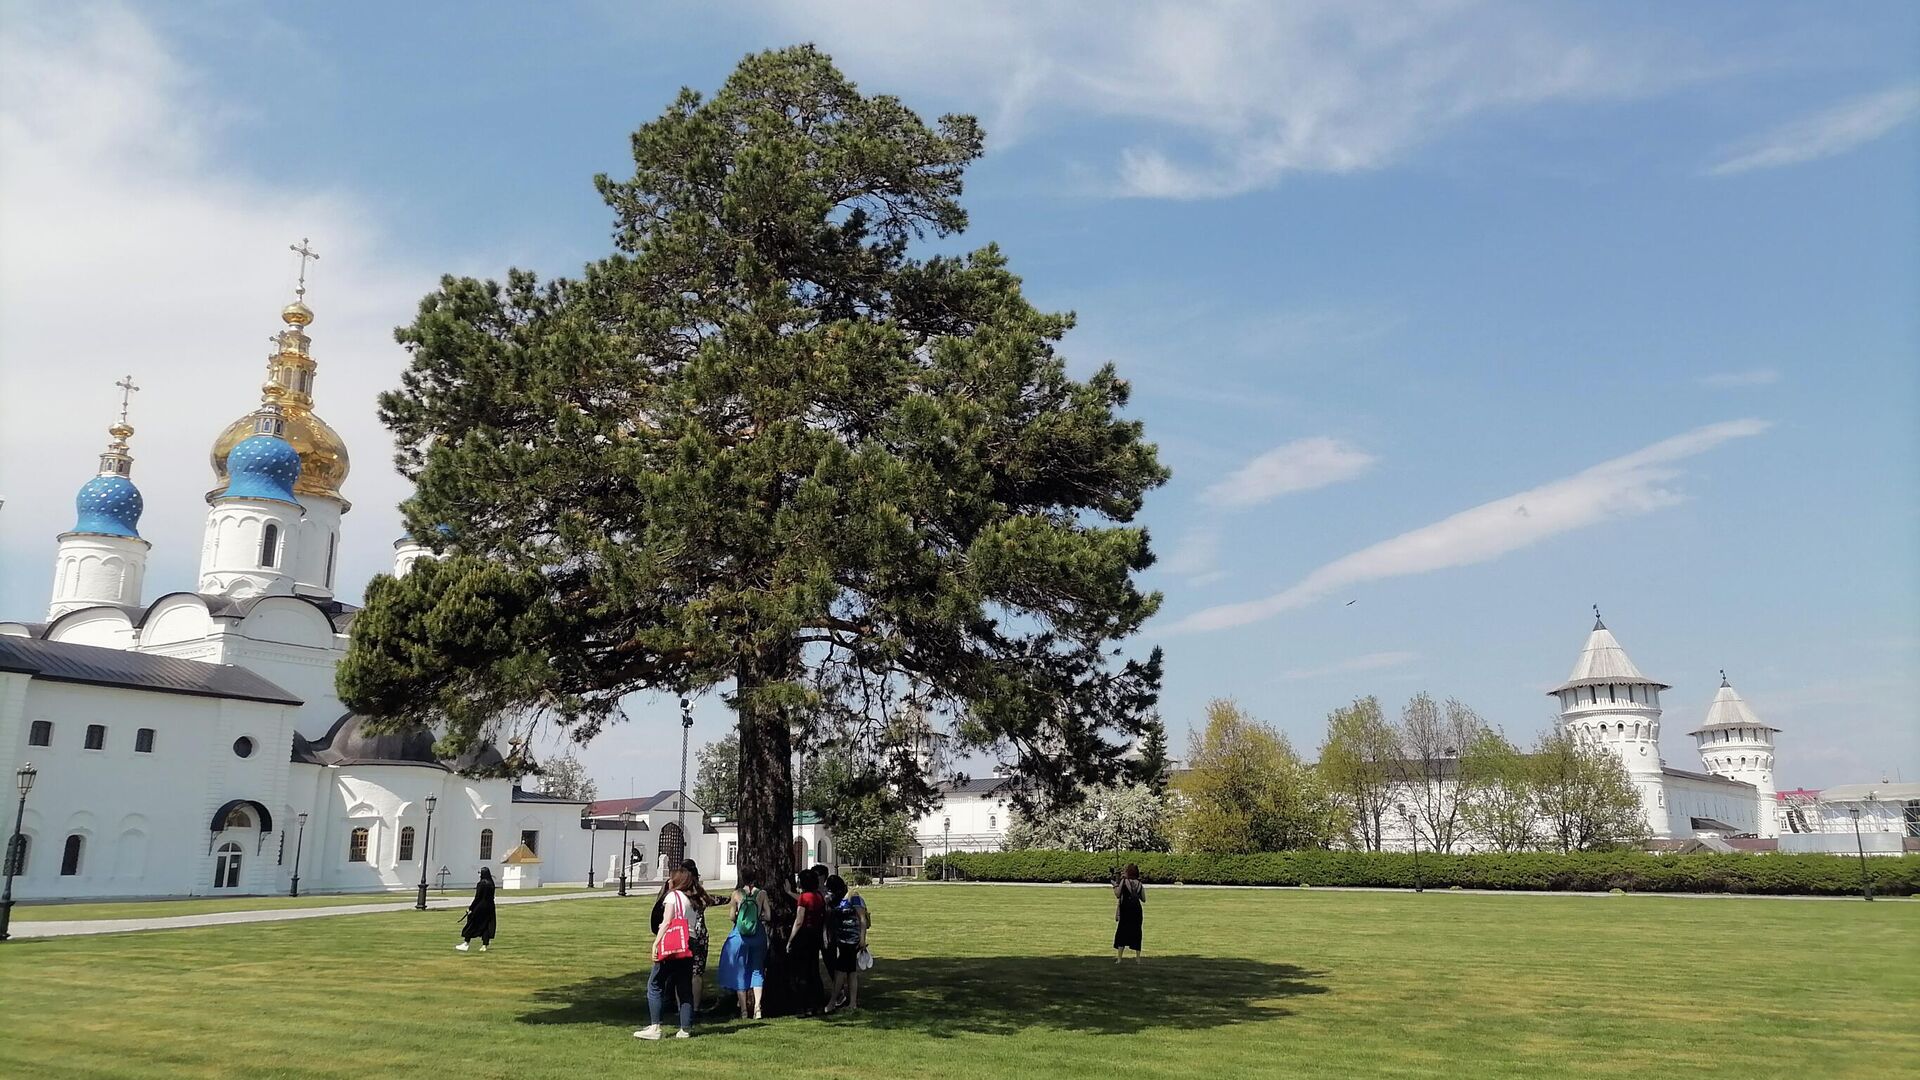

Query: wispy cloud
743 2 1705 199
1160 525 1226 587
1202 437 1377 509
1696 369 1781 389
1169 419 1771 634
1709 84 1920 176
1280 650 1420 682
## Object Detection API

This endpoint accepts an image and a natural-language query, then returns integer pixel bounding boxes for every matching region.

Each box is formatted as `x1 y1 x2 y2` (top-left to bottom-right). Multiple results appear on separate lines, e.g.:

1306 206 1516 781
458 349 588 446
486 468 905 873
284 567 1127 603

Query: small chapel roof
501 842 541 864
1549 615 1670 694
0 635 302 705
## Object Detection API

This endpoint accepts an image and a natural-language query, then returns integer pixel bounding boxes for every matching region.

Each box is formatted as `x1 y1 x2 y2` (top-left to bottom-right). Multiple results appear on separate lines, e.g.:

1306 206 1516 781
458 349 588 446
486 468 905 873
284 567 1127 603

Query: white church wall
4 678 299 899
1664 775 1761 838
914 788 1011 857
43 607 137 649
222 637 347 741
138 595 220 649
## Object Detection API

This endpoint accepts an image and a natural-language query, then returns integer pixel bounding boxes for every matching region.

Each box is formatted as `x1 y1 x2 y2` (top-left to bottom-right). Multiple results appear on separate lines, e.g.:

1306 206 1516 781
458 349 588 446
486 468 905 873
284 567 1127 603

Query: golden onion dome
208 293 351 505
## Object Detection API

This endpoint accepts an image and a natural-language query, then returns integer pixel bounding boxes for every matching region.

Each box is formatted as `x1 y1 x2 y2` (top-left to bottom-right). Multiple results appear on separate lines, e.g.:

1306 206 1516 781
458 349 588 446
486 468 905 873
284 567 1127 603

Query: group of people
635 860 872 1041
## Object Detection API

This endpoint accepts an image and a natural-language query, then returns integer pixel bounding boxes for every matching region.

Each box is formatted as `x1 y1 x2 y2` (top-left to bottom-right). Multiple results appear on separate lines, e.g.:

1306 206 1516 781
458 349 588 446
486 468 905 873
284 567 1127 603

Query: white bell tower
1549 609 1672 837
1691 672 1781 838
48 378 151 620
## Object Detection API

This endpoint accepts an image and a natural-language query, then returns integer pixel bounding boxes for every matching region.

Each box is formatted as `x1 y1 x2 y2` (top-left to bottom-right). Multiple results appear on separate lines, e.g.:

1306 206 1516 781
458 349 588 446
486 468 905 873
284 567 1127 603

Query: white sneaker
674 1029 692 1039
478 944 487 952
634 1025 662 1041
455 942 469 952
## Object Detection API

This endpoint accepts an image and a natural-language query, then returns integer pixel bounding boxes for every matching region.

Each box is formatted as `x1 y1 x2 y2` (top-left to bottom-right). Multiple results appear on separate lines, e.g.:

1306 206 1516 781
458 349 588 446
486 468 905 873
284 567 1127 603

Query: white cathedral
0 288 597 901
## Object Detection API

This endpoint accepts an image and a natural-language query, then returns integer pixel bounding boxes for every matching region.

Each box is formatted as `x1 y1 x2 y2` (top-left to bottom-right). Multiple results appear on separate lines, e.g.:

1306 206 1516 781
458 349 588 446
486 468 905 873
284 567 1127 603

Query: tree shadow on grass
519 955 1325 1037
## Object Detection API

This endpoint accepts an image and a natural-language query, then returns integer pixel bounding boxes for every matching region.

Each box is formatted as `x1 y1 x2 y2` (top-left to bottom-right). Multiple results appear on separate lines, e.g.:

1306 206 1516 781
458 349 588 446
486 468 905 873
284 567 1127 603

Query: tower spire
1592 604 1604 630
289 237 320 300
1720 668 1729 687
99 375 139 478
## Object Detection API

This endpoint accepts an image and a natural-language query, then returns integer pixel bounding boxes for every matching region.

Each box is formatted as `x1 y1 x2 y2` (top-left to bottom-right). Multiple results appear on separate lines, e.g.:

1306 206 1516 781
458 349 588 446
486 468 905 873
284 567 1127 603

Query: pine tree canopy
337 45 1168 822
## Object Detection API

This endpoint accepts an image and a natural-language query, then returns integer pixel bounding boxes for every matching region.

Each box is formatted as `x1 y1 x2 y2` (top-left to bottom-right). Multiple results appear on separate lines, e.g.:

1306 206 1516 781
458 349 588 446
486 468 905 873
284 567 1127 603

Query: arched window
260 523 280 568
479 829 494 861
28 720 52 746
399 826 416 861
348 827 369 863
61 834 84 876
223 807 253 831
213 842 242 889
5 834 27 876
989 814 998 830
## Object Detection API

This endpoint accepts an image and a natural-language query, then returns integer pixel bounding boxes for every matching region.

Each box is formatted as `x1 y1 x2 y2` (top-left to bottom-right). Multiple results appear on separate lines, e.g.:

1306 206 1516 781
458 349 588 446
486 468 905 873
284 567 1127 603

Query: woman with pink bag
636 865 700 1041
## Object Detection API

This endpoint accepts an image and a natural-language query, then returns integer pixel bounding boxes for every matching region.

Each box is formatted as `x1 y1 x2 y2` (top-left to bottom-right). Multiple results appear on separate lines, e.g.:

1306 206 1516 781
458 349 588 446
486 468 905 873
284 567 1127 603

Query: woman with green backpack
716 867 770 1019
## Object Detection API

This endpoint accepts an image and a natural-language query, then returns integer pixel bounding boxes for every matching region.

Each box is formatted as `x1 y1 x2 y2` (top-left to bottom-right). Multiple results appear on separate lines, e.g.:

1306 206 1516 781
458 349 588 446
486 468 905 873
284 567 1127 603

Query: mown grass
0 885 1913 1079
13 885 593 922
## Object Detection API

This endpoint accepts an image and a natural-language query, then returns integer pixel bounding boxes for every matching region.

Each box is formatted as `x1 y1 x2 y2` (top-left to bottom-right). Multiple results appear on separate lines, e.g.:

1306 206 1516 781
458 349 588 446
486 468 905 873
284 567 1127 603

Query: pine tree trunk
735 648 797 1013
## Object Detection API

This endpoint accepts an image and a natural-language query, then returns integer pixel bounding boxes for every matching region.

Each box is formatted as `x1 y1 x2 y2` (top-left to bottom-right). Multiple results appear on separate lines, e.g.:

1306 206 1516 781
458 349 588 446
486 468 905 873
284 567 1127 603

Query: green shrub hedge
920 849 1920 896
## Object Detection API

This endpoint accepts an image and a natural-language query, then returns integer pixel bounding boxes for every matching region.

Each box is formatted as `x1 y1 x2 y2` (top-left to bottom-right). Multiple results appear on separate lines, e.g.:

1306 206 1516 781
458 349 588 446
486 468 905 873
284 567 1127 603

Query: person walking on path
637 866 700 1040
1113 863 1145 962
716 867 770 1019
455 867 497 952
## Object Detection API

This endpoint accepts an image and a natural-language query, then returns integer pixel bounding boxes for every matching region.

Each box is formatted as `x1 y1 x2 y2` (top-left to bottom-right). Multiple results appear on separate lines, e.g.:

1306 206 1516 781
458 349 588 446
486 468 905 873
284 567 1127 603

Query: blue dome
222 434 303 505
72 474 144 537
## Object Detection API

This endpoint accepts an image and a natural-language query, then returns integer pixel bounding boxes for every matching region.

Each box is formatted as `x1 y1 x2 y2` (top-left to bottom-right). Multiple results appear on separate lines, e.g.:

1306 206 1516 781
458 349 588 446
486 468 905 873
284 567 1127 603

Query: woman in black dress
458 867 497 952
1112 863 1145 962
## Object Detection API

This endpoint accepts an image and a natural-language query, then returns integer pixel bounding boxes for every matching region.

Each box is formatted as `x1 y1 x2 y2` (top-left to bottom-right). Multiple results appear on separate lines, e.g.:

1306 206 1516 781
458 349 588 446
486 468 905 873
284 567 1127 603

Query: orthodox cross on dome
113 374 140 427
288 237 320 298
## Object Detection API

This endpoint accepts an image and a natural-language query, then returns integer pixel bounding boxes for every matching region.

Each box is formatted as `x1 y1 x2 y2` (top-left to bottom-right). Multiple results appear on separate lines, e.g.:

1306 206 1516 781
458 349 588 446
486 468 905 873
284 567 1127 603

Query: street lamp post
584 808 597 889
415 794 437 911
942 816 951 881
1399 802 1423 893
290 811 309 897
1 763 38 942
619 810 635 897
1848 801 1874 902
677 697 693 870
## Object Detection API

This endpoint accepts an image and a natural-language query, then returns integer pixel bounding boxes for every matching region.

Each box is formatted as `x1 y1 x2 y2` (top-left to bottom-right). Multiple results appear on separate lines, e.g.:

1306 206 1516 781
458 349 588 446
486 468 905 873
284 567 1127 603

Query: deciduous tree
1531 731 1648 852
1393 693 1487 853
1455 728 1537 852
1004 783 1171 853
1172 700 1337 853
691 734 739 821
1317 696 1399 851
539 750 598 803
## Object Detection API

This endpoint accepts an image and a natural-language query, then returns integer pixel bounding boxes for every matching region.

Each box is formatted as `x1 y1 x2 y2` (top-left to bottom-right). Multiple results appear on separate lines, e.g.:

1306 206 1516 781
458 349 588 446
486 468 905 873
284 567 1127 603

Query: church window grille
60 834 84 876
213 842 242 889
520 830 539 856
135 728 155 753
479 829 494 861
84 724 105 751
348 827 370 863
398 826 416 861
223 808 252 830
260 523 280 568
5 834 27 876
28 720 51 746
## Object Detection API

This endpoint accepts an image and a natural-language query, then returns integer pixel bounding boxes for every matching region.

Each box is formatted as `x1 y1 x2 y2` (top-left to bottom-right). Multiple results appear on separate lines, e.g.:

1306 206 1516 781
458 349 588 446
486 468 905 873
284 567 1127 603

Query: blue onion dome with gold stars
220 400 304 506
70 414 144 538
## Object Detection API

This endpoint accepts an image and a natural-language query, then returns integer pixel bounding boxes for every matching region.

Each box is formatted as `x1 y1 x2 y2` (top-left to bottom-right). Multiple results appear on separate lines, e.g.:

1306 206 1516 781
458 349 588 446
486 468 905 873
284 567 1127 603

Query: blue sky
1 2 1915 796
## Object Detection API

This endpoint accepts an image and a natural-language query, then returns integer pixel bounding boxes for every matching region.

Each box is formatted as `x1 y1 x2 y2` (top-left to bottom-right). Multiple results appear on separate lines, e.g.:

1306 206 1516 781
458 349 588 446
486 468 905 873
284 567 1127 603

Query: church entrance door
213 842 243 889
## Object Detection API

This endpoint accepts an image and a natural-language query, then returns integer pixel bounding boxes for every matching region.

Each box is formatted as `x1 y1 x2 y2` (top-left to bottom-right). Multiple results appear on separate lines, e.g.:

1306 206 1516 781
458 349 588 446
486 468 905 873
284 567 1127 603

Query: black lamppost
415 794 437 911
289 811 308 897
677 696 693 870
584 808 597 889
619 809 635 896
1399 802 1423 893
942 815 951 881
0 763 37 942
1848 798 1875 901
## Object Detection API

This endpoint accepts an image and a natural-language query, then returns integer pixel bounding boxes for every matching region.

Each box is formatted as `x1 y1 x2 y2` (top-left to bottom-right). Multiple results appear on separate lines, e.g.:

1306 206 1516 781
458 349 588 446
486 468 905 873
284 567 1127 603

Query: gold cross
114 374 140 425
289 237 320 297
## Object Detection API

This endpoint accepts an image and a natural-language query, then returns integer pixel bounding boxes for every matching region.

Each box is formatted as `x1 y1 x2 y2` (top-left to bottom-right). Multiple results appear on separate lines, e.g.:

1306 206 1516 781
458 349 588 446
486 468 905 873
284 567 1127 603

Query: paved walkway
900 879 1912 902
11 888 622 940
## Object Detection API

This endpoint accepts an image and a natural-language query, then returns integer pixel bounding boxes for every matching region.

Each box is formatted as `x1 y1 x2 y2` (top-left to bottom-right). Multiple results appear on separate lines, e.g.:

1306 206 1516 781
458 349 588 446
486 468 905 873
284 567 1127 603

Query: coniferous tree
337 49 1167 983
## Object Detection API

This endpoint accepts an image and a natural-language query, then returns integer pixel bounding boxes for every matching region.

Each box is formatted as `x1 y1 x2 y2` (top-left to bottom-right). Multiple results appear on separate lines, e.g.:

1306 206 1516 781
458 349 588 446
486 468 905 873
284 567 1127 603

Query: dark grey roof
1662 766 1756 790
1690 817 1740 832
512 786 587 804
0 635 302 705
939 775 1014 796
308 712 441 767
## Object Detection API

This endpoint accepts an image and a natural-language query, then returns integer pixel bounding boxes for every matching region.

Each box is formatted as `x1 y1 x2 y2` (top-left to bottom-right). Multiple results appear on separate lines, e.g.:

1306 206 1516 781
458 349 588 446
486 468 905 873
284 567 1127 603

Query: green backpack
735 887 762 936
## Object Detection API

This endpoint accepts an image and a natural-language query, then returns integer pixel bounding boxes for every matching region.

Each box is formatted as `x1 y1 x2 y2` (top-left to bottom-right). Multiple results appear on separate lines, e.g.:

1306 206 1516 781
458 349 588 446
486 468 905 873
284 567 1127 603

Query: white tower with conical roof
48 380 151 620
1549 609 1672 837
1690 673 1780 838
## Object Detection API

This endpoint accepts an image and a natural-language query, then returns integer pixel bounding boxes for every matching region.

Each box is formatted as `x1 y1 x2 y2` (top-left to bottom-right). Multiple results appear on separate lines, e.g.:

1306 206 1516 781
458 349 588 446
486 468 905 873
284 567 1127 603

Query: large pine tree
339 45 1167 977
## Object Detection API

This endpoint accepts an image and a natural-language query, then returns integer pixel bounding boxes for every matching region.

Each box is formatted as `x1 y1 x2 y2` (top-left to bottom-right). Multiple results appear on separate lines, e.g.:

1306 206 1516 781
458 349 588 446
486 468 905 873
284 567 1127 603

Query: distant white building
0 289 594 901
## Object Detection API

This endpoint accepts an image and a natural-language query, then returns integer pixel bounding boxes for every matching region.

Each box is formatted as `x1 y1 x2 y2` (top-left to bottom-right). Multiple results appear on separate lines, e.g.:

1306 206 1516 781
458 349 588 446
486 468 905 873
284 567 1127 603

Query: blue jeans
648 957 694 1030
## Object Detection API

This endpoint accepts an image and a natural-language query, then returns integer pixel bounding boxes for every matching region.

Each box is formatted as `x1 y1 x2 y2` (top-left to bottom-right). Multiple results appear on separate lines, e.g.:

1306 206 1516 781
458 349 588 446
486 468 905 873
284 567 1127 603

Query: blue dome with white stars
222 433 303 505
72 474 144 537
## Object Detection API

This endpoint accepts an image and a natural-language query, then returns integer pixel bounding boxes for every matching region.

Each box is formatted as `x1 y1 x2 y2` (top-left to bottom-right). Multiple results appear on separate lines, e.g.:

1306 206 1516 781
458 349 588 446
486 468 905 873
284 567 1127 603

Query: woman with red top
786 867 828 1014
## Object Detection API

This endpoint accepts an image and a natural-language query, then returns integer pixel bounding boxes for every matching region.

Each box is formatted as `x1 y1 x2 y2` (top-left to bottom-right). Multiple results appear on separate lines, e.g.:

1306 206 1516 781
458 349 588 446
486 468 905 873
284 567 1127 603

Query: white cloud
1159 525 1226 586
1280 650 1420 682
0 6 446 615
1169 419 1771 633
1202 437 1376 509
1696 369 1781 389
1709 84 1920 176
744 1 1703 198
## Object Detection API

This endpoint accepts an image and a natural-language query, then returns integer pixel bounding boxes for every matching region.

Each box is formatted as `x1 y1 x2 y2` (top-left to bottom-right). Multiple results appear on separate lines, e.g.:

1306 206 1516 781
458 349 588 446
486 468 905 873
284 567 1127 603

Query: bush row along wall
920 849 1920 896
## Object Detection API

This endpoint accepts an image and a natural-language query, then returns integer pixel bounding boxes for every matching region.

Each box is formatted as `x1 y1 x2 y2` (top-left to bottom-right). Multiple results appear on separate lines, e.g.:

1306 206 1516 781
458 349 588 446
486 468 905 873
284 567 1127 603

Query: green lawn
1 885 1913 1079
13 885 595 922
